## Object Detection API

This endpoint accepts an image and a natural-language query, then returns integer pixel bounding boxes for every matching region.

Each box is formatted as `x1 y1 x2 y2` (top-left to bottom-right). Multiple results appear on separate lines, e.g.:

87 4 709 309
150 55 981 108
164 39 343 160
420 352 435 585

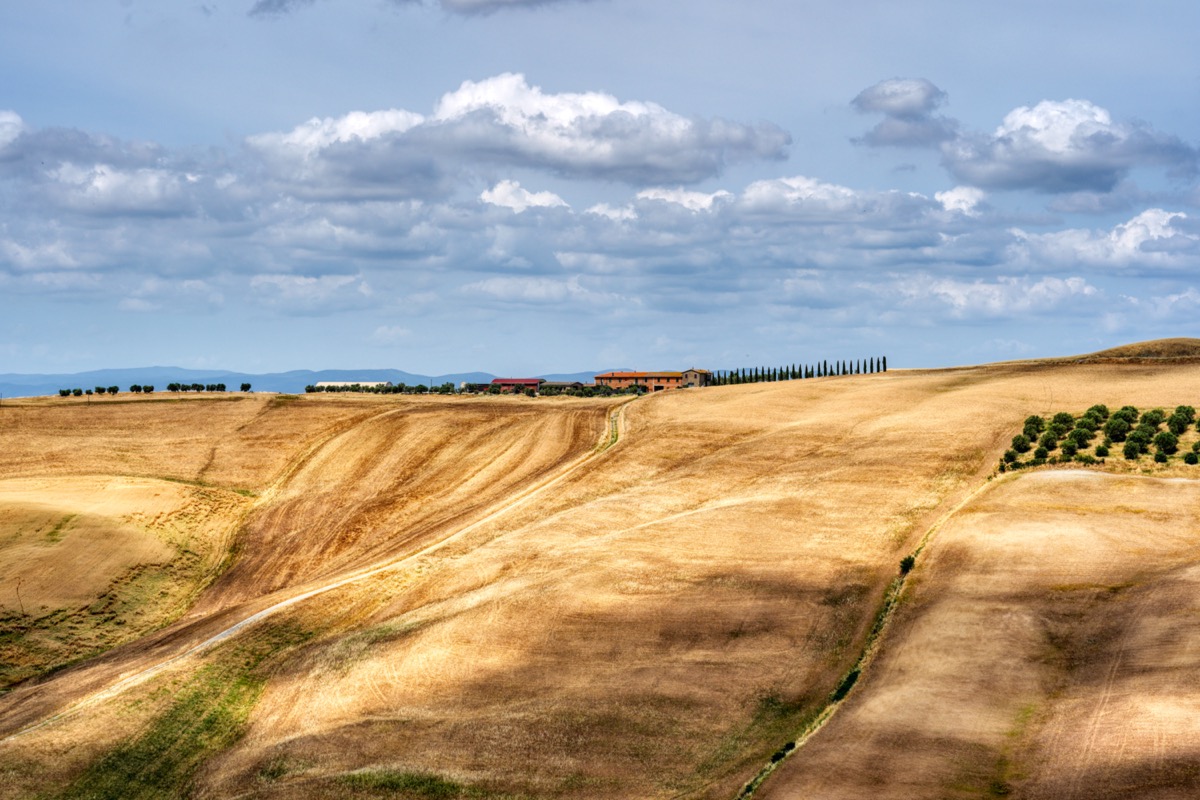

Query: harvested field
1 353 1200 799
758 471 1200 800
0 476 251 688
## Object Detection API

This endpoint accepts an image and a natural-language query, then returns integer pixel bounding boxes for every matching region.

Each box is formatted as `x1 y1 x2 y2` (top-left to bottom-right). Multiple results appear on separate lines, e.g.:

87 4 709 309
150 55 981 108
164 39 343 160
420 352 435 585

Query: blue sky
1 0 1198 375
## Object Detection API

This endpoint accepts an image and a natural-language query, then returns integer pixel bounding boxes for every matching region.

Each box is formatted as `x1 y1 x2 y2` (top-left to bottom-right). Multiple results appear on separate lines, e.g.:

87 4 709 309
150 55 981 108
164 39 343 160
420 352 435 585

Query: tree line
56 382 252 397
711 356 887 386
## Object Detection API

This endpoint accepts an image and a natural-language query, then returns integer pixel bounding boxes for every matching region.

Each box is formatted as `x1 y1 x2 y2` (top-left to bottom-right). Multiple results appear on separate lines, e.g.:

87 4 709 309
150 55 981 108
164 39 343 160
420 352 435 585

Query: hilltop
1078 337 1200 360
0 350 1199 798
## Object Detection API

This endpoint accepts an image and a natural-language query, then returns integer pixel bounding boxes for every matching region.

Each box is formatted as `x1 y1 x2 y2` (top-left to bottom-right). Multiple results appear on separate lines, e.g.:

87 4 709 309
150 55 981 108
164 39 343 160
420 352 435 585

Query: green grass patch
50 622 312 800
43 514 77 544
342 770 468 797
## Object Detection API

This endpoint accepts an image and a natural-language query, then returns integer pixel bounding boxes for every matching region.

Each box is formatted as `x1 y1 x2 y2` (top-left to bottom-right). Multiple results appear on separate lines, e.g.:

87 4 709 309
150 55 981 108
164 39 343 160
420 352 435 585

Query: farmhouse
594 371 681 392
594 368 712 392
491 378 545 393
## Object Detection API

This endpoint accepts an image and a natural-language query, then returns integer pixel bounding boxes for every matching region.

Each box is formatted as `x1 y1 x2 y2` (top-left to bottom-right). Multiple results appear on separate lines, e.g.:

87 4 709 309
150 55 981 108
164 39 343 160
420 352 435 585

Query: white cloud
462 274 628 306
1 238 80 271
935 186 985 215
248 109 425 160
891 274 1098 318
739 175 870 216
46 163 189 216
584 202 636 221
480 179 568 212
852 78 957 147
427 73 790 183
943 99 1195 193
0 110 24 149
1010 209 1197 269
636 187 731 212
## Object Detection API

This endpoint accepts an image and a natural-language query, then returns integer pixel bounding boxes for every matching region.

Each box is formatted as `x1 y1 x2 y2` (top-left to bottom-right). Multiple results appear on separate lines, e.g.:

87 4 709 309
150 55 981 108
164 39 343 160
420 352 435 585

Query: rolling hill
1 343 1199 799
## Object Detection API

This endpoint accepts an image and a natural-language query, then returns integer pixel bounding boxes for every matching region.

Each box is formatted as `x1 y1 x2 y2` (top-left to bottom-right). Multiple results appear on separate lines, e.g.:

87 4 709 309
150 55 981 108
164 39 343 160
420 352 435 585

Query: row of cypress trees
711 356 887 386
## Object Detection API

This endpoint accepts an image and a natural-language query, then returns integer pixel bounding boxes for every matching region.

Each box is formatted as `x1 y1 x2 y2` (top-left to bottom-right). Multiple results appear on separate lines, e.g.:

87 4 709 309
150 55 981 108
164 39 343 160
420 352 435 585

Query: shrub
1167 414 1190 435
1124 442 1140 460
1141 408 1166 427
1068 429 1093 447
1086 404 1110 420
1185 452 1199 465
58 389 71 397
1038 432 1058 451
1175 405 1196 424
1194 441 1200 454
1155 451 1168 463
1034 446 1049 460
1074 417 1098 433
1051 412 1075 428
1154 431 1179 455
1103 417 1130 442
1003 449 1018 464
1023 415 1045 434
1011 434 1032 453
1075 454 1098 465
899 555 915 575
1113 405 1139 423
1060 441 1078 458
1095 444 1109 457
831 668 859 702
1127 429 1152 453
73 388 83 397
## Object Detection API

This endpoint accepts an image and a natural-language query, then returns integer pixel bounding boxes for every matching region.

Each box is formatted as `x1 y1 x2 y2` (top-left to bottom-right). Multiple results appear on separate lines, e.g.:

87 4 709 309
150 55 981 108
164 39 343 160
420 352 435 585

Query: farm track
0 398 633 742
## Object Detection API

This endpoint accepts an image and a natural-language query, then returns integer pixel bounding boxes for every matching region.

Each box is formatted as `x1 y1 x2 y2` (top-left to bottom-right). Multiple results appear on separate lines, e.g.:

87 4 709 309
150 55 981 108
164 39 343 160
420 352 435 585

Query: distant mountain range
0 367 618 399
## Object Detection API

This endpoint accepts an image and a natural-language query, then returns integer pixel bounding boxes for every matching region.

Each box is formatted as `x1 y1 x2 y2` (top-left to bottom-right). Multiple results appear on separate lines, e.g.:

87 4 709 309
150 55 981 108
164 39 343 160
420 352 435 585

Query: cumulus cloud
935 186 986 215
891 274 1098 318
943 99 1196 193
852 81 1197 195
426 73 789 183
480 179 568 212
636 187 732 212
1010 209 1198 270
852 78 958 147
247 74 788 191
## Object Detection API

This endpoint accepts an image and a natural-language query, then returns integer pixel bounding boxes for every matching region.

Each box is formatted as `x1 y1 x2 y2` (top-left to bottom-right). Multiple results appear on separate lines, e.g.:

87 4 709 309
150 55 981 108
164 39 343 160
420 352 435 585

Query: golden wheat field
2 342 1200 799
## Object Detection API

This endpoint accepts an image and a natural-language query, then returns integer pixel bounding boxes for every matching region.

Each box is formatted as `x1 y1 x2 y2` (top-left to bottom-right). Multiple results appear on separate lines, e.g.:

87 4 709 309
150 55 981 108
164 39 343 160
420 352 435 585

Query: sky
1 0 1198 375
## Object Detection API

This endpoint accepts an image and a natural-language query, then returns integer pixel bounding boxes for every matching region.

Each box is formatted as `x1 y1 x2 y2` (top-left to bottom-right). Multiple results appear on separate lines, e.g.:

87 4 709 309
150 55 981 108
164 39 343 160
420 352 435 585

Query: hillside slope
0 359 1199 799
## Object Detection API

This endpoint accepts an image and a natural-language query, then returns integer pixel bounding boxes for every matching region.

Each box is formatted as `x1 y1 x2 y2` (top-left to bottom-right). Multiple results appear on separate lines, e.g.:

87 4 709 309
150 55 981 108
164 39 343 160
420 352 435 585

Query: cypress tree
882 355 887 372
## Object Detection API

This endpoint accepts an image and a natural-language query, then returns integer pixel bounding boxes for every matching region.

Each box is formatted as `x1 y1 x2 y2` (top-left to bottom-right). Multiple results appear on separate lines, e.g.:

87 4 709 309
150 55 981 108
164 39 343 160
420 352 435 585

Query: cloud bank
853 79 1197 194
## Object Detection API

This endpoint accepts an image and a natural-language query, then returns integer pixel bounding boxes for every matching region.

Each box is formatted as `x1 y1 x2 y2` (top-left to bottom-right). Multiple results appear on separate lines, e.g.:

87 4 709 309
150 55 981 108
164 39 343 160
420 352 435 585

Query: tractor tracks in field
0 397 635 743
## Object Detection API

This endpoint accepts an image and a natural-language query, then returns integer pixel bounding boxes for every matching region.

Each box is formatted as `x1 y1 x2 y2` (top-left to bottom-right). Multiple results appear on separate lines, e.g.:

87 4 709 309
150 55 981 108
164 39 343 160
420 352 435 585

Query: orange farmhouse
594 369 711 392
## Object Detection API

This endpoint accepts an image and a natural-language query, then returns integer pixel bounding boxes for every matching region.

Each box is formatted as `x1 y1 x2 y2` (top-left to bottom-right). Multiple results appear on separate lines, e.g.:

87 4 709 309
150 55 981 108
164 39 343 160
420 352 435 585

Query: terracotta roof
595 371 683 379
491 378 544 384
